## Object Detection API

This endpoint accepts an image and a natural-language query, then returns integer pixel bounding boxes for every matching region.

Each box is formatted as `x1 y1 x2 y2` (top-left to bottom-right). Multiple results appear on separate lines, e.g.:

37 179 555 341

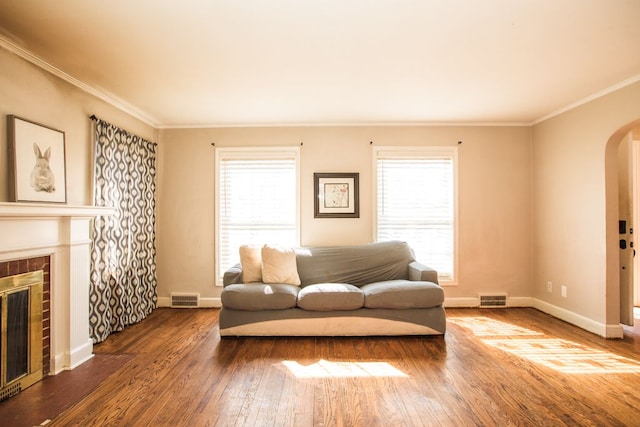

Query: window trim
214 146 301 286
372 146 459 286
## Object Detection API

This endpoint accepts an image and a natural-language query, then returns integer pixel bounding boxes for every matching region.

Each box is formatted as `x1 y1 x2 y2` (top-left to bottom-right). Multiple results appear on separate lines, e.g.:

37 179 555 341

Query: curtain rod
89 114 156 145
210 142 304 147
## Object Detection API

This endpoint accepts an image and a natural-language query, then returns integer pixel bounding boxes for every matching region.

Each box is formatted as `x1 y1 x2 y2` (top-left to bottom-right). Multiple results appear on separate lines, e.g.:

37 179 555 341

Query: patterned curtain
89 117 158 343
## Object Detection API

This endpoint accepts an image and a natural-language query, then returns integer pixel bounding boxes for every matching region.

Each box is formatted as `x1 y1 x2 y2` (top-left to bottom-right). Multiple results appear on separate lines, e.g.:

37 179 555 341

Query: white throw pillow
261 244 301 286
239 245 262 283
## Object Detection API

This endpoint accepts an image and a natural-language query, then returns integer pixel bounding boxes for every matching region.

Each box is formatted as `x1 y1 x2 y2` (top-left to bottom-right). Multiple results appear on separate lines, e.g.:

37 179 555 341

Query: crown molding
0 34 159 128
158 120 532 129
3 33 638 130
532 73 640 125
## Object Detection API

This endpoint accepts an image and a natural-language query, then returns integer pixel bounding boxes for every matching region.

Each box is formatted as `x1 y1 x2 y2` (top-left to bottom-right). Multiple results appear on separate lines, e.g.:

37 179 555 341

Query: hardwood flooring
0 354 133 426
6 307 640 426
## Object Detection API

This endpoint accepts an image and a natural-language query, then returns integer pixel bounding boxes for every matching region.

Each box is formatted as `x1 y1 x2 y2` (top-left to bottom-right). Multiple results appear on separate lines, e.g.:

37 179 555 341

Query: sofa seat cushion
361 280 444 309
297 283 364 311
221 283 299 311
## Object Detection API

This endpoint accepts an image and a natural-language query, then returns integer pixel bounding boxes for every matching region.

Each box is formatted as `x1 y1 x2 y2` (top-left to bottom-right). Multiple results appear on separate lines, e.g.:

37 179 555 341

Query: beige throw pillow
261 244 301 286
239 245 263 283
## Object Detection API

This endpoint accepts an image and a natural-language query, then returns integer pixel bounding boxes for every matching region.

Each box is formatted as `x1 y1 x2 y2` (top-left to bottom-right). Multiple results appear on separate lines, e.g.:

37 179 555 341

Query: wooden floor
10 307 640 426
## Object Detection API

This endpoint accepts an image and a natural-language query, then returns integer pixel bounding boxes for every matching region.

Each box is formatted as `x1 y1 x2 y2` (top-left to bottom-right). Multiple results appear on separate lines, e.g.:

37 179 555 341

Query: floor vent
479 294 507 308
171 293 199 308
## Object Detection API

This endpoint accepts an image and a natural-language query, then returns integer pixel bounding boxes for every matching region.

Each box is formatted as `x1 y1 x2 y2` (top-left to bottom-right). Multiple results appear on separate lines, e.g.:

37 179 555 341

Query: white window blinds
375 148 457 282
215 148 299 282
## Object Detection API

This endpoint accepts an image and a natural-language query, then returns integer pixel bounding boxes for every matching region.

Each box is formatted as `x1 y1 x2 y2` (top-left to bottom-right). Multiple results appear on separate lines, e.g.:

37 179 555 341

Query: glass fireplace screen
0 271 43 401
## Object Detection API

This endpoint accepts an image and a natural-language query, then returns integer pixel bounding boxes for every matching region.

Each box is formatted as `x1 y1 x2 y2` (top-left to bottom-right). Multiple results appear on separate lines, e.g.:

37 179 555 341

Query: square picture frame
314 172 359 218
8 115 67 203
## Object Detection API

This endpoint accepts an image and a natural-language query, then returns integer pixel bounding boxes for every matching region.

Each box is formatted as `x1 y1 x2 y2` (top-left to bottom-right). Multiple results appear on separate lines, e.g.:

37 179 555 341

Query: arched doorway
605 119 640 329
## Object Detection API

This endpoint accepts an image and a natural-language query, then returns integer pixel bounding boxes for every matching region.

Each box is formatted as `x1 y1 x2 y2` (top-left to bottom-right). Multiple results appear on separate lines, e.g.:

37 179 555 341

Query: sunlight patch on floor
483 338 640 374
282 359 408 378
449 316 640 374
448 317 543 337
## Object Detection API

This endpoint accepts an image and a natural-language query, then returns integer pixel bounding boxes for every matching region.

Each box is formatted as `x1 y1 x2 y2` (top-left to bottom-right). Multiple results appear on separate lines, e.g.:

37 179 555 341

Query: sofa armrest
222 263 244 287
408 261 439 285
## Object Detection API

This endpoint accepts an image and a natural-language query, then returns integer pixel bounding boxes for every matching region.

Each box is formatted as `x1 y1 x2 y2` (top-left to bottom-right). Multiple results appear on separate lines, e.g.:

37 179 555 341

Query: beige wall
532 81 640 330
0 47 155 205
9 38 640 334
158 126 532 303
4 42 530 310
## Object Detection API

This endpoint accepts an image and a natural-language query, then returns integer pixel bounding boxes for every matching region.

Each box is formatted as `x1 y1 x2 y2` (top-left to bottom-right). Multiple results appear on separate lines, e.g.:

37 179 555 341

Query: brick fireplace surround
0 203 114 376
0 256 51 376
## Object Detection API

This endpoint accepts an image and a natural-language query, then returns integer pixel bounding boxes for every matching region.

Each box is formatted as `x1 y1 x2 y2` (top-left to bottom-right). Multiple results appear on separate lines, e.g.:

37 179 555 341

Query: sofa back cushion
295 241 415 287
261 244 301 285
239 245 263 283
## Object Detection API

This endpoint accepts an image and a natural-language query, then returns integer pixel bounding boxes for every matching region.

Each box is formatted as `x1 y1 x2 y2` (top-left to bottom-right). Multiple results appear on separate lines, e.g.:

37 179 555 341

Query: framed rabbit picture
7 115 67 203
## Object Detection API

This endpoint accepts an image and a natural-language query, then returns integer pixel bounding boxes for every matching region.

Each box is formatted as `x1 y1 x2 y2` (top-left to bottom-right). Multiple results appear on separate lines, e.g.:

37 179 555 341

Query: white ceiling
0 0 639 128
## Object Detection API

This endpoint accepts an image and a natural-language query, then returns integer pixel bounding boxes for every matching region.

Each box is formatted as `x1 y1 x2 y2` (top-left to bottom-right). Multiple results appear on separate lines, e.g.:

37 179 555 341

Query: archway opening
605 119 640 331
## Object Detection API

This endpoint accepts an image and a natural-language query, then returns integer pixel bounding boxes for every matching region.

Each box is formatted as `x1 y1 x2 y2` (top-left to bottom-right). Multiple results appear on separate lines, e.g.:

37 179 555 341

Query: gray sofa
220 241 446 336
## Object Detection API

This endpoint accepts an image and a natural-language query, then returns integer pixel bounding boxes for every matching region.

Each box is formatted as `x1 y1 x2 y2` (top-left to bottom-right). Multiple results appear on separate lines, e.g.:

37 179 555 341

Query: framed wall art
8 115 67 203
314 172 359 218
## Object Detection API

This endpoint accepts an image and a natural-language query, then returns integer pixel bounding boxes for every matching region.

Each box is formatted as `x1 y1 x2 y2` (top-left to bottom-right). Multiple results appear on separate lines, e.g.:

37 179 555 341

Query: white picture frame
8 115 67 203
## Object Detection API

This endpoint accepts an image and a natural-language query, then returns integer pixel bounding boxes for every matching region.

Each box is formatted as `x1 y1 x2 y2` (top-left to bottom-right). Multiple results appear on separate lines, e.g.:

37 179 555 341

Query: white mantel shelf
0 202 115 218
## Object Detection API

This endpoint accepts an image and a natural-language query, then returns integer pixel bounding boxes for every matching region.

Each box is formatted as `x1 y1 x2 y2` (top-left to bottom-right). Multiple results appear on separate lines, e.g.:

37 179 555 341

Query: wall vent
479 294 507 308
170 293 199 308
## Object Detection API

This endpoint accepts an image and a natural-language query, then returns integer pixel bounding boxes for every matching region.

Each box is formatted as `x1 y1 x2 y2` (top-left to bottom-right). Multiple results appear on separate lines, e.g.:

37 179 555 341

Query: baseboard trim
156 295 624 338
444 297 478 307
51 340 95 375
532 298 624 339
68 348 95 370
445 296 623 339
505 296 535 307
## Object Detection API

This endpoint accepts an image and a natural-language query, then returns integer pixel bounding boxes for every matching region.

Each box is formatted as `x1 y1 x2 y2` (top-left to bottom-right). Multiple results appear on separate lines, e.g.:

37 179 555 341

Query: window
374 147 457 283
215 147 300 284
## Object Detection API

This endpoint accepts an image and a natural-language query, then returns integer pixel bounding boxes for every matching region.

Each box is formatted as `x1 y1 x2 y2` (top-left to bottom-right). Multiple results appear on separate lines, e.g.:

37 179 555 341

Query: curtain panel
89 118 158 343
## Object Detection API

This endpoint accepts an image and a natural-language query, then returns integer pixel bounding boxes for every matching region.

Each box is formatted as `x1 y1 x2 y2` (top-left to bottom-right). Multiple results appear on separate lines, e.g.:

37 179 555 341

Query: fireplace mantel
0 202 115 374
0 202 115 218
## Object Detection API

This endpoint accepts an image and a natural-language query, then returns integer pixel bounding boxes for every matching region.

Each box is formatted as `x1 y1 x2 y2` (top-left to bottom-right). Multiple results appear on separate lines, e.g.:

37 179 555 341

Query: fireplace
0 270 44 401
0 202 114 393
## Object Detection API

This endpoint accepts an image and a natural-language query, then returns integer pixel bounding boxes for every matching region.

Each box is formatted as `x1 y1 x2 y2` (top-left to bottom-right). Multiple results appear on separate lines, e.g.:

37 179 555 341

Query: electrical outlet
561 285 567 298
547 281 553 293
